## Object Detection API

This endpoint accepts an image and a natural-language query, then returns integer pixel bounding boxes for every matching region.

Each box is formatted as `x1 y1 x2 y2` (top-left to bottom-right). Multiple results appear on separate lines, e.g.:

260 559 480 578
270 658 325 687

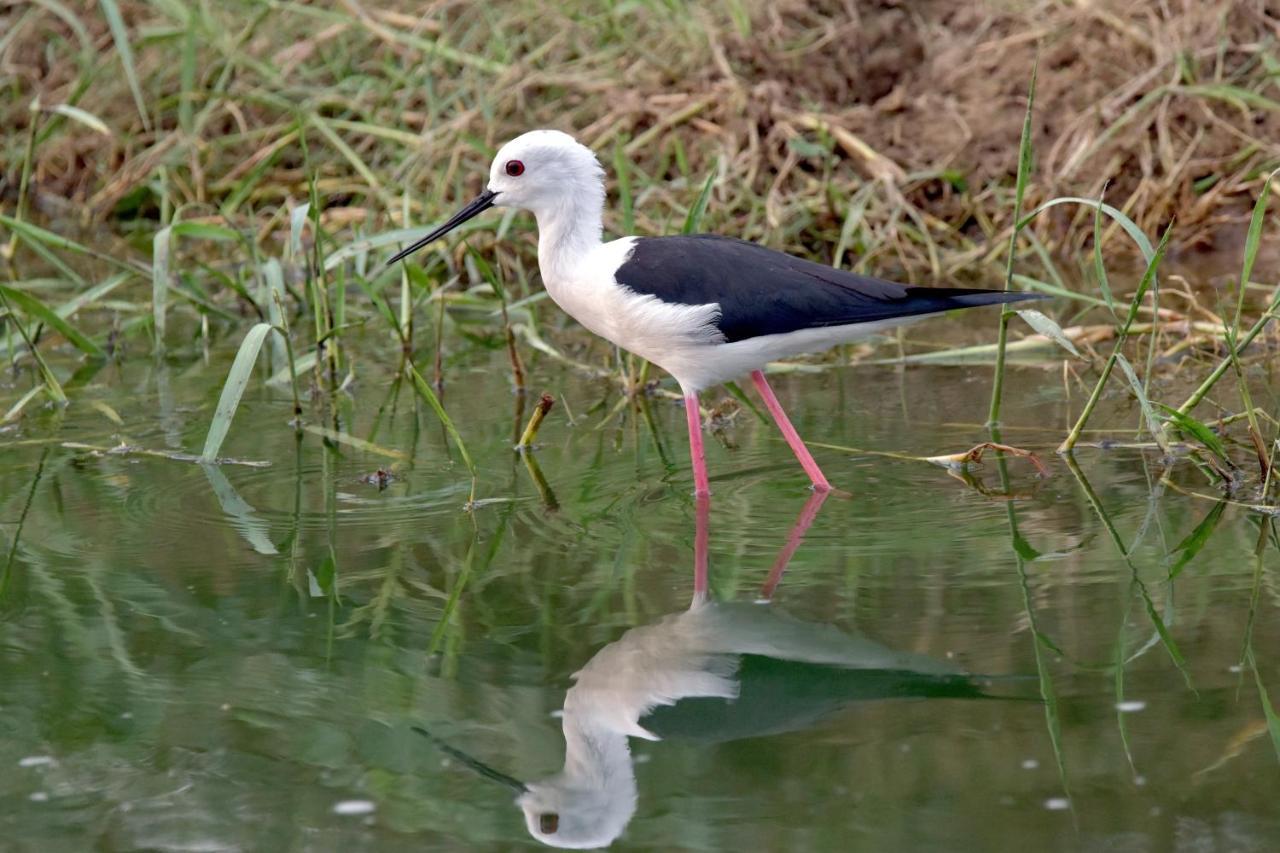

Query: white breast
541 237 724 391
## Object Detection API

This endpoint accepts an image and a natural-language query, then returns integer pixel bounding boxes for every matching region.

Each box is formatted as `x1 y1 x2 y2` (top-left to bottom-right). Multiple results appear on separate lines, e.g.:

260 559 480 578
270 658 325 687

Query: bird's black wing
614 234 1044 342
641 655 989 743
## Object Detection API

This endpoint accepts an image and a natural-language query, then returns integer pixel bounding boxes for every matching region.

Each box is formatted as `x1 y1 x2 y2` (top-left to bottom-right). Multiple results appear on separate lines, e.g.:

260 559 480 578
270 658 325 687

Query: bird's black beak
411 725 528 794
385 189 498 267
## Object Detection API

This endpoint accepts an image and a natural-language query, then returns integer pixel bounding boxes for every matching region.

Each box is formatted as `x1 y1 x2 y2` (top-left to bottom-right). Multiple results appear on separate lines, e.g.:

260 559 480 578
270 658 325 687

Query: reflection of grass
0 448 47 605
990 426 1072 810
1064 454 1193 689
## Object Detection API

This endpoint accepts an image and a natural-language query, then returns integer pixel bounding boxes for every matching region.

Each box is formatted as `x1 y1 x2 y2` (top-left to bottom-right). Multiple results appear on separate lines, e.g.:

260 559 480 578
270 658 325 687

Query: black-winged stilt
388 130 1045 496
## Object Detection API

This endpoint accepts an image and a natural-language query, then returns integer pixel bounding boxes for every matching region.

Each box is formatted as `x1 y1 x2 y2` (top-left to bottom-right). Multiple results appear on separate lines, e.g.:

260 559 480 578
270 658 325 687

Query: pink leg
749 369 831 492
760 488 830 600
693 492 710 602
684 393 711 497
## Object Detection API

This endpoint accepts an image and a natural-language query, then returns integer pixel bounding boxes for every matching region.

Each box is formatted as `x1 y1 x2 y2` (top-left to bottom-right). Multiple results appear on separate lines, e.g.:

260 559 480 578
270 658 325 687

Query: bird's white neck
533 187 605 284
561 711 637 790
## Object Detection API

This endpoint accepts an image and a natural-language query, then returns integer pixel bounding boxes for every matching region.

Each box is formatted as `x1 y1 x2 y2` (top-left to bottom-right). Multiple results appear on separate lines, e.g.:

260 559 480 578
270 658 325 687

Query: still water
2 324 1278 851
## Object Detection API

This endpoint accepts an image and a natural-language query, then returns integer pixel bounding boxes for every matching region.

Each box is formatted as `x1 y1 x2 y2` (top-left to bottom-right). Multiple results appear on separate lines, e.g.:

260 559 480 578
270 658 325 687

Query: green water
2 318 1279 851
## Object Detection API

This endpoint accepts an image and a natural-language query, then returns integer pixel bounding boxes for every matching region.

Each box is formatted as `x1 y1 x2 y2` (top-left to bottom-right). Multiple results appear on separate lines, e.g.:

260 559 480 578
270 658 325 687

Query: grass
2 4 1280 598
4 7 1280 835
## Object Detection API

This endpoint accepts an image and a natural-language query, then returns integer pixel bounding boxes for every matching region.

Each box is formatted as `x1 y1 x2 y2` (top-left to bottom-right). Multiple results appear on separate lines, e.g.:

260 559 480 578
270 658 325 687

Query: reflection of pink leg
693 493 710 602
760 488 831 601
750 370 831 492
684 393 710 497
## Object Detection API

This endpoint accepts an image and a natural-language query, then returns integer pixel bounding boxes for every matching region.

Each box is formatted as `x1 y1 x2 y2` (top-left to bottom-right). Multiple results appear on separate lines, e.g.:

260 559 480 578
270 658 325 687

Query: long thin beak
385 189 498 267
412 725 528 794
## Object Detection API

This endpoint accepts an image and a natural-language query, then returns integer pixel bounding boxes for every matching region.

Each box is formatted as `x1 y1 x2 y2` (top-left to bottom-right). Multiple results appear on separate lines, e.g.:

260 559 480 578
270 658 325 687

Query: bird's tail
941 289 1049 309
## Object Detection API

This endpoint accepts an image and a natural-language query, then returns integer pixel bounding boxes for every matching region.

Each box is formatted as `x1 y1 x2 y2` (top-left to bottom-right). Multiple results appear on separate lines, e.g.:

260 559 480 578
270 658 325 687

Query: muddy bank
2 1 1278 276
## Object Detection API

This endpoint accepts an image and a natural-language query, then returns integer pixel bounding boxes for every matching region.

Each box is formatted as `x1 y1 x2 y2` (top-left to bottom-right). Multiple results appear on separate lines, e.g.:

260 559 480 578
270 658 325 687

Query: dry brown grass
2 0 1278 280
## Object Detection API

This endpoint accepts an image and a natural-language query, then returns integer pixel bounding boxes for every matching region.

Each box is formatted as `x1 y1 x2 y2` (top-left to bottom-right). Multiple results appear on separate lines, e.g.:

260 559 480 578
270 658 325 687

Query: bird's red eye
505 160 525 177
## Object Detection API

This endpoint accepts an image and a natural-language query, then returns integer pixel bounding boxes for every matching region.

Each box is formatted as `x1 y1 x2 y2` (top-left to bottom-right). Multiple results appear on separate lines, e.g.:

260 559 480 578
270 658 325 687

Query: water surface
2 311 1278 851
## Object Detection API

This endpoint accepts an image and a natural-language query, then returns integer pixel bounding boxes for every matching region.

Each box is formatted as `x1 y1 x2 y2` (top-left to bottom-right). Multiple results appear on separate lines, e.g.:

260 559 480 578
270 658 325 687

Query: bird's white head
486 130 604 218
385 129 604 268
517 774 637 850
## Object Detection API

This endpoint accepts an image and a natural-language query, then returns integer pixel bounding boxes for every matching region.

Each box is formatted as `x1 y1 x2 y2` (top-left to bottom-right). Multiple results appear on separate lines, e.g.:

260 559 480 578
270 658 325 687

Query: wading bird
389 130 1043 496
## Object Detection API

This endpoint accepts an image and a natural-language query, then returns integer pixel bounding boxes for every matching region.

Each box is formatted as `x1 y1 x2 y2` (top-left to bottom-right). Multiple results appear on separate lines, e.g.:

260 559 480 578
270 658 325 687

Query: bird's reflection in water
424 492 999 849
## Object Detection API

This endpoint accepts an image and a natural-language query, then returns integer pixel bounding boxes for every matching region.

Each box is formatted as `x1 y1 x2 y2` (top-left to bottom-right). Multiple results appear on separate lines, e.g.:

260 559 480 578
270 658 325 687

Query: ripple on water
48 453 472 567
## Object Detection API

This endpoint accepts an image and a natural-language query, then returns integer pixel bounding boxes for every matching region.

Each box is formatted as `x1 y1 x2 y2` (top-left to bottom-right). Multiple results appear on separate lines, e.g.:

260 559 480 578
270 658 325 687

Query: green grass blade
325 227 442 271
1012 274 1111 307
987 60 1037 425
1157 404 1229 462
179 15 195 134
309 114 383 196
170 222 241 242
2 384 46 424
0 291 66 405
1176 83 1280 112
289 203 311 260
722 379 768 423
405 362 477 479
682 159 718 234
1015 309 1081 358
1114 353 1166 452
1091 190 1116 316
1020 197 1155 262
0 285 103 358
1233 169 1277 333
1113 613 1138 776
201 323 274 461
261 259 288 371
1059 226 1170 453
0 213 140 274
98 0 151 132
1248 648 1280 766
1166 500 1227 580
152 226 171 346
613 141 635 236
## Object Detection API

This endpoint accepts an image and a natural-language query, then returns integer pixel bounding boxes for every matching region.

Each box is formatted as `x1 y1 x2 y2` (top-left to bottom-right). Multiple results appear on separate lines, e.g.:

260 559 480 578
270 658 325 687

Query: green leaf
1114 353 1167 452
1249 650 1280 767
1177 83 1280 112
1019 197 1155 263
98 0 151 131
1122 225 1172 331
1091 190 1116 315
1234 169 1277 332
201 323 275 461
1158 403 1228 462
169 221 241 241
1167 501 1227 579
325 227 445 271
1011 61 1037 224
0 292 65 405
0 213 138 275
405 363 476 479
1015 309 1080 357
0 285 104 358
289 203 311 260
682 160 718 234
